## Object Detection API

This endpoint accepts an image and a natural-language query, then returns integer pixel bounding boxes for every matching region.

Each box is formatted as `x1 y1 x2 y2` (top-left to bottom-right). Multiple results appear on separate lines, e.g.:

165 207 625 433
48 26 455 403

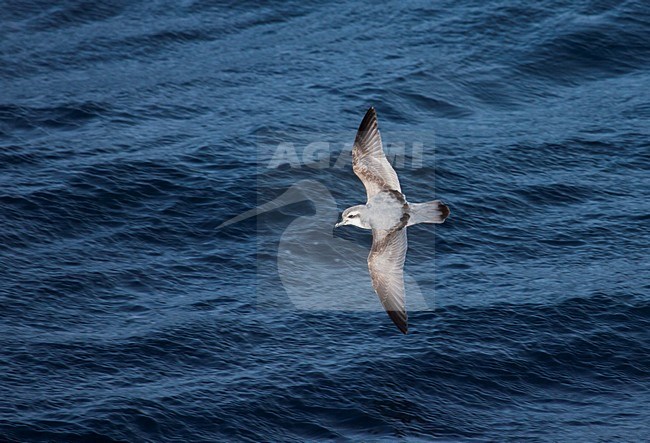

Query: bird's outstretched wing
368 227 408 334
353 107 401 201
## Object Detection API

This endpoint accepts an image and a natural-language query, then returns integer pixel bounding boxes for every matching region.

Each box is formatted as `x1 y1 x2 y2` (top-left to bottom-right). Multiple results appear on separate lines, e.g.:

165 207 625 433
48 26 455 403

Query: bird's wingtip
386 310 408 334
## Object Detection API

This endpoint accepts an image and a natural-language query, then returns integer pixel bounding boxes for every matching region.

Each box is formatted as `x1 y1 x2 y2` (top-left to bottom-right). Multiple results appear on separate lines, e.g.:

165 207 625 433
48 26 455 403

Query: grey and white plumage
335 107 450 334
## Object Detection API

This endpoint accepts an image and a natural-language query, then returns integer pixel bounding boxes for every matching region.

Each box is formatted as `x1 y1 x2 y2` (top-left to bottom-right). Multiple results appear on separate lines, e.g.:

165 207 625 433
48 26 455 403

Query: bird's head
335 206 364 228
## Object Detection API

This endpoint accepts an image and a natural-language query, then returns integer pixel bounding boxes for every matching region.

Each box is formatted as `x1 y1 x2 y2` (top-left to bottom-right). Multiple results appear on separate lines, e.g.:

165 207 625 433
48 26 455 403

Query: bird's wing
368 227 408 334
353 107 401 201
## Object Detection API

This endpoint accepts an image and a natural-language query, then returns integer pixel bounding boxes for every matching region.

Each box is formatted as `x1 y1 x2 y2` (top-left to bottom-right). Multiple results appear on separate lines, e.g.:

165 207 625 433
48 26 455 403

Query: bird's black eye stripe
349 213 358 218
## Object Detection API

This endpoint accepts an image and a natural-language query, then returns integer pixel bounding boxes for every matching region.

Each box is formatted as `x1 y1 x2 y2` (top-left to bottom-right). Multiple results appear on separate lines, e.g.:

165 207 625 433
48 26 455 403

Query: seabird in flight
335 107 450 334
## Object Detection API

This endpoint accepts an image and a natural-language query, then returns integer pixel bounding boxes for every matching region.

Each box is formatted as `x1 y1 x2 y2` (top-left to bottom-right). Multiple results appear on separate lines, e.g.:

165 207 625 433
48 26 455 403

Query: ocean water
1 0 650 441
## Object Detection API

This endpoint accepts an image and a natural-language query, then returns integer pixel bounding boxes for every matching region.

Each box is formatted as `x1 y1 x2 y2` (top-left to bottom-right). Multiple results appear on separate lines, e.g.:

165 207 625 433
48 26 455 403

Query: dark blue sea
2 0 650 441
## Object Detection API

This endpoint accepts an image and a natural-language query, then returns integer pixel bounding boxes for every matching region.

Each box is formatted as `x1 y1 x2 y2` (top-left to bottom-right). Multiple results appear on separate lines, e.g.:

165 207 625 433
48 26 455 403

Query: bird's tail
408 200 450 225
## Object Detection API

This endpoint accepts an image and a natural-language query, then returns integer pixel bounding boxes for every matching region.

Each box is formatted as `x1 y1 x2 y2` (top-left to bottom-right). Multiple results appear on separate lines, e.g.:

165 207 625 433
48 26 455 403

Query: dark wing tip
358 106 378 133
386 310 408 334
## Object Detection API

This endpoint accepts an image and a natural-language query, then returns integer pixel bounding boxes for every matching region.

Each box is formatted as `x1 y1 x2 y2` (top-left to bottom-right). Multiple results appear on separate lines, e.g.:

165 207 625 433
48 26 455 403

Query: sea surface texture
1 0 650 441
